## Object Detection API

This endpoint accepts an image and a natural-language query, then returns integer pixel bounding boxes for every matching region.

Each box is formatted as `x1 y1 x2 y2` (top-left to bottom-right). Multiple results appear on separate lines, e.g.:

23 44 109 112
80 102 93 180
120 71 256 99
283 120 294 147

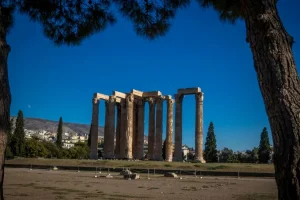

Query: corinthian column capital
147 97 156 105
126 93 134 103
175 94 183 104
167 98 175 106
92 98 99 105
195 92 204 102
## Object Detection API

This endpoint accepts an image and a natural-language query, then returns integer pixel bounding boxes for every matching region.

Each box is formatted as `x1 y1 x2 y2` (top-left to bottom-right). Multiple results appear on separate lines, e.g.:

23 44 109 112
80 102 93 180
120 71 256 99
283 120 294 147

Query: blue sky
8 1 299 151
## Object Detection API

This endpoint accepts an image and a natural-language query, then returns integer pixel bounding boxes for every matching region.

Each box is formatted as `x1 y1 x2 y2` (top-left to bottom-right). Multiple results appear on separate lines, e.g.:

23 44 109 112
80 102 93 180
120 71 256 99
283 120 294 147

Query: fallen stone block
164 172 178 178
120 169 132 176
124 173 140 180
106 174 113 178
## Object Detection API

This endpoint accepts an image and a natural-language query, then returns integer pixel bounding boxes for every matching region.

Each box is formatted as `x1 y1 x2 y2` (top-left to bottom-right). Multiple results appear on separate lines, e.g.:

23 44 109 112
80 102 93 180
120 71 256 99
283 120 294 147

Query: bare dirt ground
4 168 277 200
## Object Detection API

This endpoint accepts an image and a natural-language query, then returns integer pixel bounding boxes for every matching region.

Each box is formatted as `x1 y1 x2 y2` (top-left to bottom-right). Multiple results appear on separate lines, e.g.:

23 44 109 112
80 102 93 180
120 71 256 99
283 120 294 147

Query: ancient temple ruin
90 88 205 163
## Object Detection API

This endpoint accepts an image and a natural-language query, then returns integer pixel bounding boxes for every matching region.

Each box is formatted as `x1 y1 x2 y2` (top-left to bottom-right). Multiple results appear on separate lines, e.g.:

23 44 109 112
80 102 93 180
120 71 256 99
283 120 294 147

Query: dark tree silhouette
12 110 25 157
88 123 92 148
195 1 300 198
56 117 63 148
0 1 187 198
258 127 271 164
162 139 166 160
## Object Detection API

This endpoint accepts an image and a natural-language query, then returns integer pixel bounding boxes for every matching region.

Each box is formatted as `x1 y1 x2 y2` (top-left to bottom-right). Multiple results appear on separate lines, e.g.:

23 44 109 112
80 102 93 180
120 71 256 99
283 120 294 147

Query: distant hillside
11 117 104 136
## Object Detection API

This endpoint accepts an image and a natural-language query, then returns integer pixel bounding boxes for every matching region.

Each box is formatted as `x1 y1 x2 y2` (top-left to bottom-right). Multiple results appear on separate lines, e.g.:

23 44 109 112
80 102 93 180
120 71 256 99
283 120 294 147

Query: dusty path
4 168 277 200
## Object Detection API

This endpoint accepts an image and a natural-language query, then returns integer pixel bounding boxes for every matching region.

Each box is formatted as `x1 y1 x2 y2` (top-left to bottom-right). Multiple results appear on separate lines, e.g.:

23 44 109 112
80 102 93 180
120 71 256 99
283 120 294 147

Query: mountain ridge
11 117 104 136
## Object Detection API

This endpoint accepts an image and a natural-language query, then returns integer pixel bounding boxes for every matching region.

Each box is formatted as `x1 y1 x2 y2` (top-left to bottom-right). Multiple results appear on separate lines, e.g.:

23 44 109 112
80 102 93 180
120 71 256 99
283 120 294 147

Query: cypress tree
87 123 92 148
204 122 218 162
5 118 14 159
258 127 271 163
13 110 25 156
162 139 166 160
56 117 63 148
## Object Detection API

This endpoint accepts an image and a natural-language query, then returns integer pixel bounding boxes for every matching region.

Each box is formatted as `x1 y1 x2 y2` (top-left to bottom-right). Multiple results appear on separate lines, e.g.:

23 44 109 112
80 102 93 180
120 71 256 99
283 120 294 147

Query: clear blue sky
8 1 299 151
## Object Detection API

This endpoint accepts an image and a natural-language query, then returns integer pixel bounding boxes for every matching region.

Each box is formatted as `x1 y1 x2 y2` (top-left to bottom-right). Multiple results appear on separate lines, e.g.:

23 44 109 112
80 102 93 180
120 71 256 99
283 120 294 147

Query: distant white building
63 143 75 149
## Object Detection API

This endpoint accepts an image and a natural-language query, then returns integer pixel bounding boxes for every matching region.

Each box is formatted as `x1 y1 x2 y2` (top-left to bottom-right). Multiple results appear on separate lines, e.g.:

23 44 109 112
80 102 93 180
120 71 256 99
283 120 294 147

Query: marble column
132 100 137 158
147 97 156 160
115 103 121 158
125 93 134 159
136 99 145 160
166 98 174 162
90 97 99 159
103 96 116 159
154 97 163 161
194 92 205 163
119 99 127 159
174 94 183 161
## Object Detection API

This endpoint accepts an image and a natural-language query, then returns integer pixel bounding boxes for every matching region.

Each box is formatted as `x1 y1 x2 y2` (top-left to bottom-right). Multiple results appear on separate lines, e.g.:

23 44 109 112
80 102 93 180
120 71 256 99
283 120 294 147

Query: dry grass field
6 158 275 173
4 168 277 200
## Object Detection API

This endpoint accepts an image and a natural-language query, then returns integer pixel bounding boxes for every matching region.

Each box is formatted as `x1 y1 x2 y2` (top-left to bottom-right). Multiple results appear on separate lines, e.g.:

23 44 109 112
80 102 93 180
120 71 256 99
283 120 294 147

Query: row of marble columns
90 92 204 162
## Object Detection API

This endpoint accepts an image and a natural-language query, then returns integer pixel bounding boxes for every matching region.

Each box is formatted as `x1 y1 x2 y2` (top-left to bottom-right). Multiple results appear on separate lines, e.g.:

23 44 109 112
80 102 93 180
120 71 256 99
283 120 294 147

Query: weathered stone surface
163 95 172 99
115 104 121 158
166 99 174 162
115 97 122 103
120 169 132 175
174 94 184 162
103 96 116 159
90 97 99 159
194 92 205 163
177 87 201 96
136 99 145 160
125 93 134 159
154 97 163 161
113 91 127 99
132 101 137 158
106 174 113 178
164 172 178 178
147 97 156 160
131 89 143 97
124 173 140 180
143 91 162 97
94 93 109 100
119 99 127 159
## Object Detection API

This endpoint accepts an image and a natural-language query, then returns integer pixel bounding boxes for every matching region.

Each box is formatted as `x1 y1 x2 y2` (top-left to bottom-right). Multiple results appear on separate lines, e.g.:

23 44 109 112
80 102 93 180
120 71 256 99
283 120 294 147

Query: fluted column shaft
119 99 127 159
104 96 116 159
136 99 145 160
115 104 121 158
194 92 205 162
90 97 99 159
154 97 163 161
132 101 137 158
125 94 134 159
147 98 156 160
174 94 183 161
166 99 174 162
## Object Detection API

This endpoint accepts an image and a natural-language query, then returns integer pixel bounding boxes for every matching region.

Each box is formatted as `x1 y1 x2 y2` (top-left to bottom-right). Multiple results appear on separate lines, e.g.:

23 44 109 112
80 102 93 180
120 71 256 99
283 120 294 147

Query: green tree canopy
88 123 92 148
12 110 25 157
204 122 218 162
56 117 63 148
258 127 271 163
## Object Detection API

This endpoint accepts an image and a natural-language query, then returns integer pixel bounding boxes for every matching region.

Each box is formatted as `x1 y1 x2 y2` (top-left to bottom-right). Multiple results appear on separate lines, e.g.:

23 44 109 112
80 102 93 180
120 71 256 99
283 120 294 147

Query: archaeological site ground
4 168 277 200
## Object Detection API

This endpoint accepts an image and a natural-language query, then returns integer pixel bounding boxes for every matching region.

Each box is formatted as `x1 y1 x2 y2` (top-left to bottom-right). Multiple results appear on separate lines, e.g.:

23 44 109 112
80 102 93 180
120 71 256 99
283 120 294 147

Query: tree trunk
243 0 300 199
0 6 12 200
